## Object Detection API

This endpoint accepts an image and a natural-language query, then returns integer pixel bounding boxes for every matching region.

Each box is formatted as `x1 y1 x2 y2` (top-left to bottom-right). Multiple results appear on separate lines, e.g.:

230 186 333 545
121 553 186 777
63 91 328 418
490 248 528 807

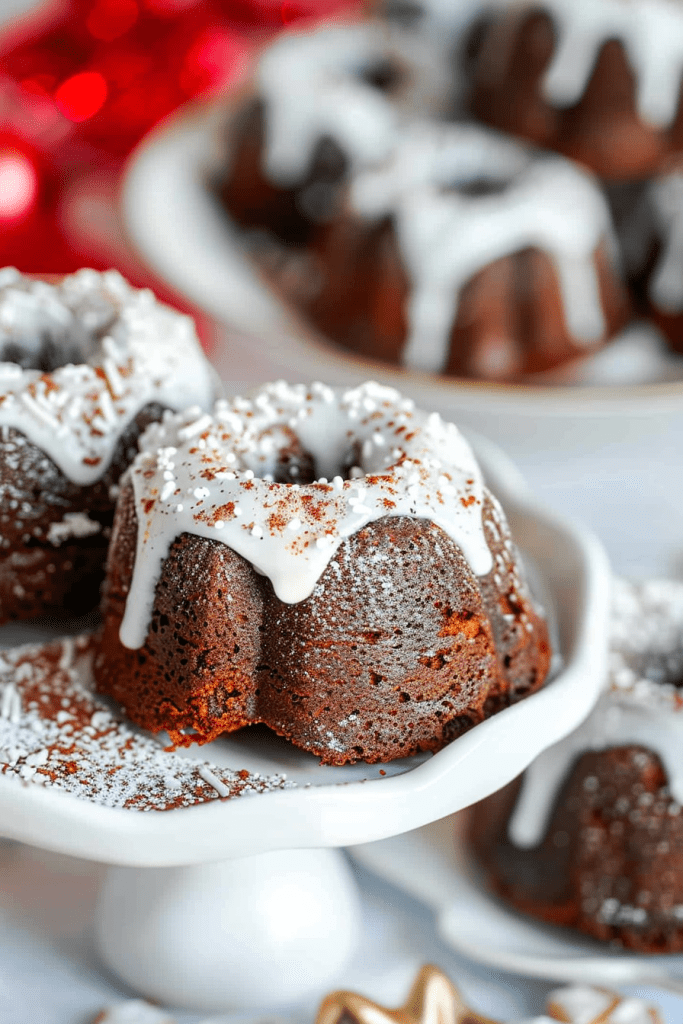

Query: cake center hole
262 436 366 486
450 177 511 199
361 58 407 95
0 289 112 372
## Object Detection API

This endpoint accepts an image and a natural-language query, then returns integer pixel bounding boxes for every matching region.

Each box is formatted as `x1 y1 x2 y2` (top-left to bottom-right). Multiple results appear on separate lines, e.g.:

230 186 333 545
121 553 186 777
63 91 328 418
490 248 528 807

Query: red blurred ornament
0 0 355 290
55 70 108 121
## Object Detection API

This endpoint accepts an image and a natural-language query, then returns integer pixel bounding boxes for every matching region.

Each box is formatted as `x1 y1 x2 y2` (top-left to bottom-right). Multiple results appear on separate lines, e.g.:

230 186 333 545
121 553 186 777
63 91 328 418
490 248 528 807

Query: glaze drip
257 23 401 186
121 381 492 649
350 123 615 373
649 172 683 312
0 269 216 486
538 0 683 128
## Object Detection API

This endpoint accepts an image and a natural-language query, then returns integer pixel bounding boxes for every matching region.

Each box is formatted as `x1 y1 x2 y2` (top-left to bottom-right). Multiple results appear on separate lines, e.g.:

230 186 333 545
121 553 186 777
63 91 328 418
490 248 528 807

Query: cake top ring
0 268 216 486
121 380 493 648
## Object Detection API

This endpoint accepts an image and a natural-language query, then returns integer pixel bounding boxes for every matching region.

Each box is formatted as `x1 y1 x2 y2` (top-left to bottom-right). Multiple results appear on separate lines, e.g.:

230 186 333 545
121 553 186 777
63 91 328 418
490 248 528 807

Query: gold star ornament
315 967 664 1024
315 965 498 1024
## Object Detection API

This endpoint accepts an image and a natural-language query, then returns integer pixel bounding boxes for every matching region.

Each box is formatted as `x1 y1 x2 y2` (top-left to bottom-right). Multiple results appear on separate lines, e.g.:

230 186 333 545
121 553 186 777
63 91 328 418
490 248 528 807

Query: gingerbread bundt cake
94 381 551 764
470 578 683 952
471 0 683 180
300 123 629 382
218 21 407 248
0 268 215 623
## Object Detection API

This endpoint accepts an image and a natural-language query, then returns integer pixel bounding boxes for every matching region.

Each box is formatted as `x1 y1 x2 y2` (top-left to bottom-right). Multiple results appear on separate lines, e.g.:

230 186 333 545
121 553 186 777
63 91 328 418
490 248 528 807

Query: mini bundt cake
627 170 683 353
298 123 629 382
0 268 216 623
471 0 683 180
469 578 683 953
218 21 407 248
94 381 551 764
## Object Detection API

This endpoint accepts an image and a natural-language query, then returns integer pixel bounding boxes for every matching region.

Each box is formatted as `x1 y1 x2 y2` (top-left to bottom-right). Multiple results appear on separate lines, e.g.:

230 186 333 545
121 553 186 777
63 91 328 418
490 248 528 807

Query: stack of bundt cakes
0 269 216 623
215 0 683 381
94 381 551 763
469 578 683 952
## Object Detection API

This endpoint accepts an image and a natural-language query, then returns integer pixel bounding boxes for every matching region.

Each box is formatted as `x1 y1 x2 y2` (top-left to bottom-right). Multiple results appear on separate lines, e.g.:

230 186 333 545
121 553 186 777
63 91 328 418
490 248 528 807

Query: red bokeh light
54 70 108 122
0 150 38 222
180 27 248 95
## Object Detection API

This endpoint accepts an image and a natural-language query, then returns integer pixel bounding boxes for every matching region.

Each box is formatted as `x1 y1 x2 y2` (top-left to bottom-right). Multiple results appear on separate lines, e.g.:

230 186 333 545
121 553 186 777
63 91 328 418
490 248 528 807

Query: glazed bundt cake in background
617 170 683 354
0 268 216 623
218 21 408 249
470 0 683 181
300 123 630 382
94 381 551 764
469 578 683 953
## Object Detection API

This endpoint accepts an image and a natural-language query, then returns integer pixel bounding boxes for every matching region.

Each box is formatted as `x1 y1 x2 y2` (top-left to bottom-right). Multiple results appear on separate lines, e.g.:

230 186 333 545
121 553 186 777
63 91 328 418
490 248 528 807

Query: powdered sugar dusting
509 578 683 848
0 269 216 486
121 381 491 649
0 635 292 811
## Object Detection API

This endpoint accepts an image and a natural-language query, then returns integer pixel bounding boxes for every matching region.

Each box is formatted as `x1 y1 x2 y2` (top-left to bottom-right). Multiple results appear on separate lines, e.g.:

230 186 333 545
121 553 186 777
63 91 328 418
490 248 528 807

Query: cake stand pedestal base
96 847 362 1012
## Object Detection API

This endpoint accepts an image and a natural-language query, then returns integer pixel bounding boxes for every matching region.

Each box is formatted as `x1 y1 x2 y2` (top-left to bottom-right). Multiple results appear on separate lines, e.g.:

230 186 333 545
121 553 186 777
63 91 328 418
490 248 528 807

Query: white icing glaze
648 172 683 312
350 123 614 374
257 23 400 186
120 380 492 649
383 0 492 113
534 0 683 128
0 268 216 486
546 986 660 1024
509 579 683 849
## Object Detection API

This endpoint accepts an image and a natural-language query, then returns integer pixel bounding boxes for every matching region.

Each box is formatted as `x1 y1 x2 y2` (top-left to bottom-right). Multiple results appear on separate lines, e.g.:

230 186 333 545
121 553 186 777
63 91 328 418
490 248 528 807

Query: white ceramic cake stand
0 438 610 1014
